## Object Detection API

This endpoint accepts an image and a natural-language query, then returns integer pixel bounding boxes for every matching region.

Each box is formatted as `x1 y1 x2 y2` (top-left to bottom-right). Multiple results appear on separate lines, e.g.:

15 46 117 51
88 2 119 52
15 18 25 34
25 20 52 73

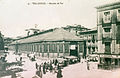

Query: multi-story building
79 27 98 58
96 2 120 69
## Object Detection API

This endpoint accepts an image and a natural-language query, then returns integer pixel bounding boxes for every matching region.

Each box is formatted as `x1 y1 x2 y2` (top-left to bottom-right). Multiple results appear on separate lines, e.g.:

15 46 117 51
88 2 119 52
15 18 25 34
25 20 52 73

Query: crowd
10 53 91 78
31 55 90 78
35 59 63 78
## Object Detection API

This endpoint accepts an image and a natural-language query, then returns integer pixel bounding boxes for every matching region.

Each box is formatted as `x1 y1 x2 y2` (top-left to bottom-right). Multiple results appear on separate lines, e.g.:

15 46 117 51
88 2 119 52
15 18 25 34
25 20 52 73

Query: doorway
70 42 78 57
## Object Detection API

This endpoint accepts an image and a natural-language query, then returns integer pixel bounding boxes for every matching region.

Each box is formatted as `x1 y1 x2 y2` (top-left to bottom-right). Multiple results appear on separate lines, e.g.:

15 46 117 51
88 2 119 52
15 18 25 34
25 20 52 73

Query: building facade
10 28 84 58
96 2 120 69
63 25 90 36
79 28 98 58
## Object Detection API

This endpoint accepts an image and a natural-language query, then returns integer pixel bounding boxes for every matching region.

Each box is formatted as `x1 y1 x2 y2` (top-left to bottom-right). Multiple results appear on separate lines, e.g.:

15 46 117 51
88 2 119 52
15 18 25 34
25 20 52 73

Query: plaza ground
2 51 120 78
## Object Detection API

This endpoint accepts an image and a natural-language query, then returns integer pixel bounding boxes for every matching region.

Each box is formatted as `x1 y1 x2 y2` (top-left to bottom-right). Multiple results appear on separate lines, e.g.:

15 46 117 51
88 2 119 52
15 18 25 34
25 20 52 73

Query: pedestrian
27 54 30 58
53 59 55 64
57 63 60 70
20 57 22 61
57 68 63 78
49 63 53 72
55 59 58 66
46 62 49 72
35 63 38 70
43 63 46 74
87 61 90 70
39 65 41 71
64 60 67 67
44 62 47 72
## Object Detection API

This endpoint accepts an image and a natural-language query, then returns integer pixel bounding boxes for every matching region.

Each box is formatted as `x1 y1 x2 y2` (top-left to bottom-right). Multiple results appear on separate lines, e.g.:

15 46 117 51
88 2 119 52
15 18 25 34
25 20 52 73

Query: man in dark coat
35 63 38 70
43 64 46 74
49 63 53 72
57 68 63 78
55 59 58 66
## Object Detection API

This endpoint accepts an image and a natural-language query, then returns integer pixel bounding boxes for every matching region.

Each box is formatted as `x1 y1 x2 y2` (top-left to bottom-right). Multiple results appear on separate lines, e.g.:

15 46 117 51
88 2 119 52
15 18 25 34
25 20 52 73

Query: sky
0 0 119 38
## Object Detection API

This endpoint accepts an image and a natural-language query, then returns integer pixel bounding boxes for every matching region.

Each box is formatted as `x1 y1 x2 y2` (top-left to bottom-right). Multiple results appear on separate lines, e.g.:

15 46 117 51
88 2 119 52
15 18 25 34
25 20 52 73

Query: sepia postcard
0 0 120 78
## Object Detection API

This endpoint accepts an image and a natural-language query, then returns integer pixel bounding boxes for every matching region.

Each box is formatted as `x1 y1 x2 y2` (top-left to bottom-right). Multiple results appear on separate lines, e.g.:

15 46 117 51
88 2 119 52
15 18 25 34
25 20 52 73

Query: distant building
0 31 5 58
4 37 15 51
4 37 15 46
25 28 40 36
0 31 4 50
10 28 84 58
63 25 90 36
79 27 98 58
96 2 120 69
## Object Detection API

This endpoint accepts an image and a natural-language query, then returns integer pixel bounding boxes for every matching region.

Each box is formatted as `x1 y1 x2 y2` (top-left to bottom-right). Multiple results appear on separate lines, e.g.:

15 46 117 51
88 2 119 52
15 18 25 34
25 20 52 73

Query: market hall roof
11 28 82 44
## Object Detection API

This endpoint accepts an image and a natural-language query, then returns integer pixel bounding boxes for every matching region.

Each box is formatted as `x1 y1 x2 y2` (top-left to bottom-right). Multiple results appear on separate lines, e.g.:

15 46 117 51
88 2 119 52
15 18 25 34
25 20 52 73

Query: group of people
35 59 63 78
27 54 36 61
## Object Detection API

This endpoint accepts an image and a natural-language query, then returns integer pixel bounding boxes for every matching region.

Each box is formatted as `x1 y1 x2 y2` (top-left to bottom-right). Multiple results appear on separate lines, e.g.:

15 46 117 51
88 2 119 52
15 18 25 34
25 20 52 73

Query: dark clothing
57 64 60 70
49 64 53 72
36 63 38 70
57 69 63 78
43 64 46 74
20 57 22 61
39 65 41 71
55 59 58 66
87 61 90 70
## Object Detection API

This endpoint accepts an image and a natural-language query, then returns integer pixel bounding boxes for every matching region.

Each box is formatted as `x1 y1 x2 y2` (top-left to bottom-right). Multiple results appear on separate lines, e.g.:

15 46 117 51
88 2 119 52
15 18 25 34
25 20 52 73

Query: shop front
98 54 120 69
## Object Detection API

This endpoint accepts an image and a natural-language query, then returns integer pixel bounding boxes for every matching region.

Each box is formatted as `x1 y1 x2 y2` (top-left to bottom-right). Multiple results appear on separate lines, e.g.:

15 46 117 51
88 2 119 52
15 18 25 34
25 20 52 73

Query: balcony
84 36 87 40
88 36 92 40
102 33 112 40
87 43 91 47
104 49 111 54
91 43 95 48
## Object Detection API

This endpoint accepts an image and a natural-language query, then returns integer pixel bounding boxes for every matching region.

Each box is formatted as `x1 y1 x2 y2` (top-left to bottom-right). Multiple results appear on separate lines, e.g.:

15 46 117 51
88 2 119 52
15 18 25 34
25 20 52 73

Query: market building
10 28 84 58
96 2 120 69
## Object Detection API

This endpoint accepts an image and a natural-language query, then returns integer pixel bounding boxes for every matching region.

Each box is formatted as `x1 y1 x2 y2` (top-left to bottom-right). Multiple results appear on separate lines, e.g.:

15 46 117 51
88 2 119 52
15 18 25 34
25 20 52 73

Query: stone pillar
42 43 44 57
48 44 49 58
77 42 80 57
57 43 59 57
69 42 70 56
63 41 65 56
